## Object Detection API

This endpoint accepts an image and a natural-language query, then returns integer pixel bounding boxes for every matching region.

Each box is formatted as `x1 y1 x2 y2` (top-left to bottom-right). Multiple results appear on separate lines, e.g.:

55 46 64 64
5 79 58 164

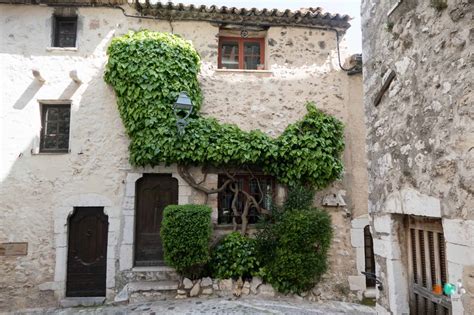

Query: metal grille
363 225 376 287
408 216 451 315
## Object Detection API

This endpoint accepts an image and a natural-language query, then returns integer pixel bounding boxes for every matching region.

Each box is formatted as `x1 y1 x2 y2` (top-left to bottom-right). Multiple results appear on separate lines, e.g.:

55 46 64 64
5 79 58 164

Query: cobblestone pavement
11 297 376 315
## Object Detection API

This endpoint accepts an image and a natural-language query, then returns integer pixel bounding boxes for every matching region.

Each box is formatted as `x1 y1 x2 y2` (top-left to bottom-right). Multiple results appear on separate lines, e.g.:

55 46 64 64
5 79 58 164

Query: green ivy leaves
104 30 345 188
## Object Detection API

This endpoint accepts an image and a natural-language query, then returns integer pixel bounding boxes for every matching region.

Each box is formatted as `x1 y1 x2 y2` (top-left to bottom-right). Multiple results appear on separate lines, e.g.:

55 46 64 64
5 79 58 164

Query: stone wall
0 4 366 310
361 0 473 313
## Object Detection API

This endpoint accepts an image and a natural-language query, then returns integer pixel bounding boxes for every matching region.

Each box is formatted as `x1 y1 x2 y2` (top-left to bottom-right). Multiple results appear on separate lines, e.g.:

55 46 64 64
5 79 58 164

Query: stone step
121 266 180 283
129 280 179 292
114 280 179 304
60 297 105 308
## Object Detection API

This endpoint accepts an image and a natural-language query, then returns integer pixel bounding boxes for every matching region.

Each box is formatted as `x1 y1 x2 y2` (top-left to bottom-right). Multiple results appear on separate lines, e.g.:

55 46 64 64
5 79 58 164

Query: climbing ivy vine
104 30 345 189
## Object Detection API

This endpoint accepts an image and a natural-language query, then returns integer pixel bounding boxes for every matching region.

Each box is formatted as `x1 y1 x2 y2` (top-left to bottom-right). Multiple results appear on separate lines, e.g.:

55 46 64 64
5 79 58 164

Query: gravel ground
10 297 376 315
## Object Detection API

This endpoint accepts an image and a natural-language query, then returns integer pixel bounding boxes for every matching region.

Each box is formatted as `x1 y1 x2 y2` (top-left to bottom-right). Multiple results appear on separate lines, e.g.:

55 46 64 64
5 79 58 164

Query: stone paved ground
10 297 376 315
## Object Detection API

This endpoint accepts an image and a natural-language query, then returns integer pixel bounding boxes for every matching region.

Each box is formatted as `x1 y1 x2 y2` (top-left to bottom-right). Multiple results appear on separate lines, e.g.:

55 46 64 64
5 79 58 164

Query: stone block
122 215 134 245
350 228 364 247
60 297 105 308
219 279 233 291
190 281 201 297
183 278 193 289
54 232 67 248
463 266 474 293
446 243 474 265
443 219 474 247
38 281 60 291
114 284 129 303
250 277 262 293
202 288 213 295
54 246 67 282
201 277 212 287
373 215 392 234
373 238 400 260
128 281 179 292
348 275 366 291
375 303 391 315
351 215 369 229
119 244 133 271
178 195 190 205
258 284 275 297
356 247 366 273
387 259 409 315
178 185 192 196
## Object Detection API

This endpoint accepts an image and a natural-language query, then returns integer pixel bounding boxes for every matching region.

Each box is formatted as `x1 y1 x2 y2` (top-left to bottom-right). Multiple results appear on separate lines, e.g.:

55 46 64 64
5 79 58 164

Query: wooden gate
407 216 451 314
66 207 108 297
135 174 178 266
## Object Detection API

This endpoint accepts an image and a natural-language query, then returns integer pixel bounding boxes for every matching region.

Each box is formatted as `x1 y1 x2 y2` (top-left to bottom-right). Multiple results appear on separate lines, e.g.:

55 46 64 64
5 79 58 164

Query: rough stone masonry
361 0 473 314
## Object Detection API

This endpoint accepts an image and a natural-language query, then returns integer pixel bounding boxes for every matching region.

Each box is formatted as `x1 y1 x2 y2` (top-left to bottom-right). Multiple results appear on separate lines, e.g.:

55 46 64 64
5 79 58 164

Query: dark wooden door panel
66 207 108 297
135 174 178 266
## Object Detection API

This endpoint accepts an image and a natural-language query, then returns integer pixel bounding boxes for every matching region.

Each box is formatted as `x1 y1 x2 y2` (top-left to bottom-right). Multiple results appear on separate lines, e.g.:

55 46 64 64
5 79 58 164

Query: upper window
53 16 77 47
217 174 274 225
218 37 265 70
40 104 71 153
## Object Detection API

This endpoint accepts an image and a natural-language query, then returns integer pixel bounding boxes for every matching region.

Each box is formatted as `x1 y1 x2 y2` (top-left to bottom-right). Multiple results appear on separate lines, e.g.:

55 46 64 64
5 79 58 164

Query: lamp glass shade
174 92 193 111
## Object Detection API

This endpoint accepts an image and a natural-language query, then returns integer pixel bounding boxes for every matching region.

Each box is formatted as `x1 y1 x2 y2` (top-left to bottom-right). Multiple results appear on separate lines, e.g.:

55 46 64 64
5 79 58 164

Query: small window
217 174 274 225
364 225 376 288
218 37 265 70
53 16 77 48
40 104 71 153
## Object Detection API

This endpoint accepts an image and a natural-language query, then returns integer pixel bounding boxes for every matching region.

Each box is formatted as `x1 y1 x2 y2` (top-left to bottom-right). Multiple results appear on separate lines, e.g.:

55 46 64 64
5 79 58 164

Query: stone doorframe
118 167 192 272
52 193 119 300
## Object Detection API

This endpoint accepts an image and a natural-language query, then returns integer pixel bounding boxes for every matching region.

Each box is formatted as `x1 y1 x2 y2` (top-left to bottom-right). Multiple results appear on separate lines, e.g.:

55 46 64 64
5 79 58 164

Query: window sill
31 150 70 155
215 69 273 74
46 47 78 52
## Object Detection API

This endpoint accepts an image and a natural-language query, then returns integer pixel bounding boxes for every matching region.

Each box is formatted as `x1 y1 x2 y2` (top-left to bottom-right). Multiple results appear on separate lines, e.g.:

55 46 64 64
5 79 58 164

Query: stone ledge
129 281 179 292
59 297 105 308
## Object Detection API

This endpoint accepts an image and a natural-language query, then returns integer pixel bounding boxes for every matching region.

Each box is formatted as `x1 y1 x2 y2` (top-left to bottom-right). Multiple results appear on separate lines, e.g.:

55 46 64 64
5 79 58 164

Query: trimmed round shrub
161 204 212 278
211 232 260 280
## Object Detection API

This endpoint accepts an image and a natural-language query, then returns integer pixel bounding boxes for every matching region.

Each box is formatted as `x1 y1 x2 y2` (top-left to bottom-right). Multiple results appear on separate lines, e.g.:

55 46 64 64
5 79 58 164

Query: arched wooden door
66 207 108 297
135 174 178 266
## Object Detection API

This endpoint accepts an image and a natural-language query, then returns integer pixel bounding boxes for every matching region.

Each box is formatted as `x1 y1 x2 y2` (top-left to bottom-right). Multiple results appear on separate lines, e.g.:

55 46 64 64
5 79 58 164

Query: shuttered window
408 216 451 315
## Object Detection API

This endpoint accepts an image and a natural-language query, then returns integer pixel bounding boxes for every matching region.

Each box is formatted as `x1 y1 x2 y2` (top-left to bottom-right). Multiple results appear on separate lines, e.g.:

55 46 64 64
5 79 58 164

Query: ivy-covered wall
104 30 345 188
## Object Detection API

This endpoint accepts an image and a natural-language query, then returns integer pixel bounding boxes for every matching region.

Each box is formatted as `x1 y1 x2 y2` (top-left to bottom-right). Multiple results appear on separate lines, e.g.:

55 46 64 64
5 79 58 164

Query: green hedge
161 204 212 278
264 208 333 293
211 232 260 280
256 186 333 294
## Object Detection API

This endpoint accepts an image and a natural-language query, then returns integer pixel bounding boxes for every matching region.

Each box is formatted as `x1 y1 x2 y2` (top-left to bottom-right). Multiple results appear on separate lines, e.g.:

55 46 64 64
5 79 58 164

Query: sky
176 0 362 54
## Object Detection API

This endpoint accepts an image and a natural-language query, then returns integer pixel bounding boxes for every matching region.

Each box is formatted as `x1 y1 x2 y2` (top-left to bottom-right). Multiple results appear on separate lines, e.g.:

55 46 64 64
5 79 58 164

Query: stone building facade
0 1 368 310
361 1 473 314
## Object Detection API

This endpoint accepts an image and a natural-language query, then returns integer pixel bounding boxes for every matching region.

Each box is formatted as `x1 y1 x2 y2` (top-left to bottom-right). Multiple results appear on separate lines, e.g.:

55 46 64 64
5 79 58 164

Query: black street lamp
173 92 194 136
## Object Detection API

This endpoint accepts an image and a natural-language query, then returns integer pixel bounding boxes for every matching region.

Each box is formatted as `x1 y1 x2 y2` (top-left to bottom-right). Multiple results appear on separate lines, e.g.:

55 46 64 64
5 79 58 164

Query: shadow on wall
13 80 44 110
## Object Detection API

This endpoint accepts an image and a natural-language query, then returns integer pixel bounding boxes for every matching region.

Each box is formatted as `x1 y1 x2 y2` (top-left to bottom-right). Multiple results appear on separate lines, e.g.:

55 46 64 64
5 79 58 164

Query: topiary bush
264 208 333 293
161 204 212 278
211 232 260 280
255 185 333 294
104 30 345 189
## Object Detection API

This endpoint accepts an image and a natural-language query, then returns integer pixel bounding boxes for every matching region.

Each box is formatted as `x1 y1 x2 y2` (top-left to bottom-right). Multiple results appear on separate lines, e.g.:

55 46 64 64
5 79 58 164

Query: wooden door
66 207 108 297
135 174 178 266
